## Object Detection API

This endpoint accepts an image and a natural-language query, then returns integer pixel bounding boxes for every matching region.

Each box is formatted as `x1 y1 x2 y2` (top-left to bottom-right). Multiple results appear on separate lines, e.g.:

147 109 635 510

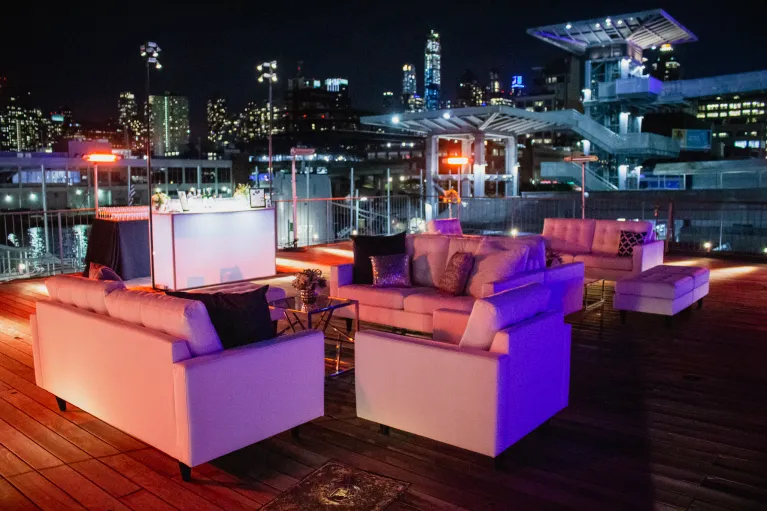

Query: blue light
511 75 525 89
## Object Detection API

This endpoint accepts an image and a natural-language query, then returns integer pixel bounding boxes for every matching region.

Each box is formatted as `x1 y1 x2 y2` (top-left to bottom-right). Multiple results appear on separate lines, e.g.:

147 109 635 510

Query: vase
300 288 318 305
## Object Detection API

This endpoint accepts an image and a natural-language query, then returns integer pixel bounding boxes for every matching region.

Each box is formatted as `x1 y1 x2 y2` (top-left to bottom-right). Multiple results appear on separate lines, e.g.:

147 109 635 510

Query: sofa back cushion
45 275 125 315
490 236 547 271
464 240 530 298
406 235 451 287
426 218 463 235
460 283 551 350
592 220 653 256
105 289 223 357
542 219 596 254
352 232 407 285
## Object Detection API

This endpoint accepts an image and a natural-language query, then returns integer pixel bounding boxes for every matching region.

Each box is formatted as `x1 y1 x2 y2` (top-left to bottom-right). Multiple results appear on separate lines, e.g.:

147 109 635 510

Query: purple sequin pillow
370 254 411 288
438 252 474 295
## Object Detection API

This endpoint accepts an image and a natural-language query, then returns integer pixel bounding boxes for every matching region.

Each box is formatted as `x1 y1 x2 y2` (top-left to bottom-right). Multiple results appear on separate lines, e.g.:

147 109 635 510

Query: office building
117 93 143 151
456 70 485 107
286 72 354 133
0 89 46 152
148 93 190 157
382 91 396 113
406 94 425 113
487 71 515 106
402 63 417 106
424 30 441 111
207 96 231 149
695 92 767 158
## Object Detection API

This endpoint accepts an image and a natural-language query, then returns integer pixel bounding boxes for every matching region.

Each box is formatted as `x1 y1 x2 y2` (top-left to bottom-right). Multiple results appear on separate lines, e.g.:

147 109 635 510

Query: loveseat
32 275 324 481
542 218 664 281
356 283 571 457
329 233 584 334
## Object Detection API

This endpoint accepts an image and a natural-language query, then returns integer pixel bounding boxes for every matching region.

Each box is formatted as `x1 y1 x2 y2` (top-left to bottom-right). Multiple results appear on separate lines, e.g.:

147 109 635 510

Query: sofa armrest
432 309 471 345
355 330 508 456
633 240 664 273
173 330 324 466
543 262 584 315
480 270 544 298
543 262 584 283
330 263 354 295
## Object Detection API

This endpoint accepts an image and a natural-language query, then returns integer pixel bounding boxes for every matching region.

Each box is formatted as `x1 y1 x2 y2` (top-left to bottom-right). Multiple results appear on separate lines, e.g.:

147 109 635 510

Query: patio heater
564 154 599 219
257 61 278 198
445 157 469 219
289 147 316 249
83 153 119 216
140 41 162 288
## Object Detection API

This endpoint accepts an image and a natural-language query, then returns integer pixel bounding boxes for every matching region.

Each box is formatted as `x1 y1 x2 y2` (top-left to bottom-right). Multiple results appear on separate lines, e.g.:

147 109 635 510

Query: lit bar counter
151 203 276 291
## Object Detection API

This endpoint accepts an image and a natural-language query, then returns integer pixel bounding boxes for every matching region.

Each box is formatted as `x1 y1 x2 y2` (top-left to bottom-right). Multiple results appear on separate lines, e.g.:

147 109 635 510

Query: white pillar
619 112 629 135
425 135 439 211
505 137 519 196
618 164 628 190
473 132 486 197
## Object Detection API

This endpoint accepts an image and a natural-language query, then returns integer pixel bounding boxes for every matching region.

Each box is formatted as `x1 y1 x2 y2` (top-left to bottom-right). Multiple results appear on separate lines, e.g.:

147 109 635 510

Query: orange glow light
446 157 469 165
84 153 118 163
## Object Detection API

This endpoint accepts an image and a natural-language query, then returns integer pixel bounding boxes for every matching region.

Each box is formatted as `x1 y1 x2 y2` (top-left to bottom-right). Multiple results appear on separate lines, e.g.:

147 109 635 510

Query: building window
696 113 706 118
729 111 741 117
707 113 719 118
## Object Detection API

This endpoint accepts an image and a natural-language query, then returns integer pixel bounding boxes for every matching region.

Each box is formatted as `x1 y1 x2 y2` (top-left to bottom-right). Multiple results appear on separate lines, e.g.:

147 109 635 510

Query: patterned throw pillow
370 254 411 288
88 263 123 281
618 230 646 257
438 252 474 296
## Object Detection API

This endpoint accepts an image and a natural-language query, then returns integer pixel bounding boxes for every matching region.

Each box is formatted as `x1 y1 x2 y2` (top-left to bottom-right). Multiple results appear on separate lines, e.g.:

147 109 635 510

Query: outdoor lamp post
257 61 278 198
289 147 316 248
141 41 162 288
564 154 599 219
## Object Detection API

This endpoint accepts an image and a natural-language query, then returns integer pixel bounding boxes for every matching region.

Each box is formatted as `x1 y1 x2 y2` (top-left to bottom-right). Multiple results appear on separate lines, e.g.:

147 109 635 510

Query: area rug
262 462 409 510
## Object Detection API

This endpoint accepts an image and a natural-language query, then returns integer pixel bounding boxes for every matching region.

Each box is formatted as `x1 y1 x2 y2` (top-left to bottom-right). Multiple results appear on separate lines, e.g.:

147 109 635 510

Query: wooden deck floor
1 257 767 510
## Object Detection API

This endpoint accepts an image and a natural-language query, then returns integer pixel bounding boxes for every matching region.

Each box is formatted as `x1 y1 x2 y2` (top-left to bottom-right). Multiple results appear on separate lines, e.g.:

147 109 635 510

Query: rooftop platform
1 255 767 509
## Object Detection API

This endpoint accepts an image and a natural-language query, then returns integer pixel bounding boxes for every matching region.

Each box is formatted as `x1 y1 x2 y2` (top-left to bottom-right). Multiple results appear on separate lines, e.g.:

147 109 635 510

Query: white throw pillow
460 283 550 350
464 240 529 298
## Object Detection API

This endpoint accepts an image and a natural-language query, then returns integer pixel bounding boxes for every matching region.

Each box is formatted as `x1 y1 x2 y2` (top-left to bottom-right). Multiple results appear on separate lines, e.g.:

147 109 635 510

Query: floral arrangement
233 183 250 199
292 268 327 292
151 192 169 211
441 189 461 205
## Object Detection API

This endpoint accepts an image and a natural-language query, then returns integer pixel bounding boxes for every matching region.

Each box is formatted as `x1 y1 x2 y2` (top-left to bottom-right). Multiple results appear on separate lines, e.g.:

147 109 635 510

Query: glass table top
268 295 356 314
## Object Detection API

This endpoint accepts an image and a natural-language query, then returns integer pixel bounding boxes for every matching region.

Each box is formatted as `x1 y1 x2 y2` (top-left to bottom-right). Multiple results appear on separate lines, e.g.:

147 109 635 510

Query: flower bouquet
292 269 327 305
151 192 170 212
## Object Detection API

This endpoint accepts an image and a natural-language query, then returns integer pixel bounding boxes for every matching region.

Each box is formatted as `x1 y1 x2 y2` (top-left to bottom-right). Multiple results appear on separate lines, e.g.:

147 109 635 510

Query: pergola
362 106 569 201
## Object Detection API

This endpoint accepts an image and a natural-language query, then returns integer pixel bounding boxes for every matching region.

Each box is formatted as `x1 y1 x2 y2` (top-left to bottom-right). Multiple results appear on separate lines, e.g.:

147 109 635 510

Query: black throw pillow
618 230 647 257
167 286 275 350
351 232 407 285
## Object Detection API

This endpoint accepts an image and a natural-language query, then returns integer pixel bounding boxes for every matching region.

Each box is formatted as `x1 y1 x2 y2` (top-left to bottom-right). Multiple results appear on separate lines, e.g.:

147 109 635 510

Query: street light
258 61 278 198
141 41 162 288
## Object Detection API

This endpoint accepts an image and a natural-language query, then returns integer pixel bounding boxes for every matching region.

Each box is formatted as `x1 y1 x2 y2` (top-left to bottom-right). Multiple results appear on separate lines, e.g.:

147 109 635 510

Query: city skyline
3 1 766 139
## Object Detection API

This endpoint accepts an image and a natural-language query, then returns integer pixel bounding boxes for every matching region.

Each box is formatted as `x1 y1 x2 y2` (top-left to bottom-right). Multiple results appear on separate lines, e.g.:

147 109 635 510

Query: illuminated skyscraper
117 92 142 150
456 70 484 107
207 96 231 148
647 43 682 82
0 87 45 152
402 64 417 97
148 93 190 156
424 30 441 111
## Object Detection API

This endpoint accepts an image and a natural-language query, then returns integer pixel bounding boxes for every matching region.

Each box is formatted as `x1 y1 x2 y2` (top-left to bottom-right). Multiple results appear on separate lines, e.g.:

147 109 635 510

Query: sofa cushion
574 254 633 271
403 289 476 314
105 289 223 356
446 237 482 263
45 275 126 315
167 286 275 350
88 263 123 282
407 235 451 287
615 268 695 299
543 219 596 254
464 241 530 298
351 232 407 285
437 252 474 295
460 283 550 350
370 254 411 288
592 220 652 256
336 284 430 310
426 218 463 235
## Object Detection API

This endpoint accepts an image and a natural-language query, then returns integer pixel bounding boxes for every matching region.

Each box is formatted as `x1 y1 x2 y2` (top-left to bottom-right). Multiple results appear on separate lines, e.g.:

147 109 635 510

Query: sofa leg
179 462 192 482
291 426 301 439
344 318 353 333
697 298 703 310
379 424 390 436
619 310 627 325
55 396 66 412
272 320 278 331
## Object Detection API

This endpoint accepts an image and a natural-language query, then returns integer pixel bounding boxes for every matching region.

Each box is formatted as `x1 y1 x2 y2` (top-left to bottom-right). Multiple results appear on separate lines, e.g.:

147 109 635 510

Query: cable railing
2 195 766 282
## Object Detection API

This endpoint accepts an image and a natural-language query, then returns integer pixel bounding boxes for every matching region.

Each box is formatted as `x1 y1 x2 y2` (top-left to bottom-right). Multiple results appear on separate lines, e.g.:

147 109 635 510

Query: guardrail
2 196 766 282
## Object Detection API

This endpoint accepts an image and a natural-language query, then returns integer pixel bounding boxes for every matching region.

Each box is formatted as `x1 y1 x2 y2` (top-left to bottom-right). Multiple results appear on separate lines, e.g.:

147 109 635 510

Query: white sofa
355 283 571 458
32 275 324 481
542 218 664 281
330 234 584 334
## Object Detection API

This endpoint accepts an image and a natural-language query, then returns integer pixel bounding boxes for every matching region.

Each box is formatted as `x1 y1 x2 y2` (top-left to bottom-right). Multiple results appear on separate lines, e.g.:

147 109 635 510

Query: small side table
268 295 359 377
583 277 606 312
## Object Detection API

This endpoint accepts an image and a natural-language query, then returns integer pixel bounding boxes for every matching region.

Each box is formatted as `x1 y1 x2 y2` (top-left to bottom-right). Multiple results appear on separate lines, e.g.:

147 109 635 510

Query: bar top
154 207 275 216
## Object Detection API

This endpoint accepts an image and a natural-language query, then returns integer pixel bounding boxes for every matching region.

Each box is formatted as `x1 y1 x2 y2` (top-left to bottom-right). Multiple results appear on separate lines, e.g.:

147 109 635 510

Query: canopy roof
527 9 697 54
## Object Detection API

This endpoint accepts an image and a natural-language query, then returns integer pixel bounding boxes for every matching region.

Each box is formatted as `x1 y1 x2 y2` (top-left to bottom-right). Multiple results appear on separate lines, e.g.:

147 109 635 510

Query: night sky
4 1 766 138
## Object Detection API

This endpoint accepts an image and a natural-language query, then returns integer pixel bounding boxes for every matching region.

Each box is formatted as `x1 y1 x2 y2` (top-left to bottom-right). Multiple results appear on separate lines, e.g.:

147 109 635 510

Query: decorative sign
672 129 711 151
249 188 266 208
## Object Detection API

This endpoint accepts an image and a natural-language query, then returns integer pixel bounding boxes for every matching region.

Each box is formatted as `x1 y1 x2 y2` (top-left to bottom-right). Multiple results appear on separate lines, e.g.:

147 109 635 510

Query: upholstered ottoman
614 265 710 325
